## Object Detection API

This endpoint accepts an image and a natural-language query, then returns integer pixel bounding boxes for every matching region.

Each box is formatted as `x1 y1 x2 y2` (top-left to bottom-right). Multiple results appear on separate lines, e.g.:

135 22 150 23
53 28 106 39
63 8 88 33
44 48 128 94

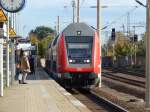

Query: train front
57 23 100 88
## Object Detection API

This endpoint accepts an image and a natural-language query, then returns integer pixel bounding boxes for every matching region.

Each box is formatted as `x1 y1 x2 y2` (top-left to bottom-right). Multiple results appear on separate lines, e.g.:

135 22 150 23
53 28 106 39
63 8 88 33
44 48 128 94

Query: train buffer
0 68 91 112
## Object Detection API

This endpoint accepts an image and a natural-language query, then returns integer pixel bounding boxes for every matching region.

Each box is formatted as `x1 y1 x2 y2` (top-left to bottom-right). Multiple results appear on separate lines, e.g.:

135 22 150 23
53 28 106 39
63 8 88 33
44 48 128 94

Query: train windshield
67 43 92 58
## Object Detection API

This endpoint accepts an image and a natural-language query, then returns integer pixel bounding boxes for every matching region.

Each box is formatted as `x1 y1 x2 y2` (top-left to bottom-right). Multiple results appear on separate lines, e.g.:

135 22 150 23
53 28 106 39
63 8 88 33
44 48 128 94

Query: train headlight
84 59 90 63
69 60 73 63
87 59 90 63
69 59 75 63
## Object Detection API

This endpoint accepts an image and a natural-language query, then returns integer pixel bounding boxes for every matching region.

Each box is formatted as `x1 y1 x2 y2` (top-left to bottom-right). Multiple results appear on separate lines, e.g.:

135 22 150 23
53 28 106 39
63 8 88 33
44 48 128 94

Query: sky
16 0 146 44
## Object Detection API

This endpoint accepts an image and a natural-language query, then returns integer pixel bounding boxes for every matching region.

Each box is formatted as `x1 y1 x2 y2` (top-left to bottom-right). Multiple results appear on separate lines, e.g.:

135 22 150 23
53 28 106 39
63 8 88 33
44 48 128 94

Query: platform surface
0 68 91 112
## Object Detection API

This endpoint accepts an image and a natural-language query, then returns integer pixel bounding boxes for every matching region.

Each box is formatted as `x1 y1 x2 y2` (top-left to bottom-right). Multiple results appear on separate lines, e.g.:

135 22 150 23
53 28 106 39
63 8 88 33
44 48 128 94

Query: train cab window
65 36 93 64
65 36 93 43
67 43 92 58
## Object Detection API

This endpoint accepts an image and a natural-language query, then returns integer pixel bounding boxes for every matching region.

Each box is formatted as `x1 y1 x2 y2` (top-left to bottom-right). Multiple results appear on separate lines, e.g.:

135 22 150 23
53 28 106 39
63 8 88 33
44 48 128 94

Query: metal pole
36 42 38 70
72 0 76 23
128 13 130 36
97 0 102 88
12 14 16 84
13 40 16 82
77 0 80 23
127 13 133 65
146 0 150 110
122 24 125 34
10 13 14 85
14 14 16 31
6 13 10 87
97 0 100 36
135 44 136 64
10 41 13 85
112 43 115 65
0 38 3 96
54 25 57 36
13 14 16 81
57 16 60 34
16 13 19 35
133 27 137 65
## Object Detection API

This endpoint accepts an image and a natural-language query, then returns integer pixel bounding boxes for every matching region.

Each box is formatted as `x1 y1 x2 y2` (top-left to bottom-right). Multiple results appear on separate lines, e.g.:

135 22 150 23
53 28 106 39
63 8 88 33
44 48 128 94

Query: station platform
0 68 91 112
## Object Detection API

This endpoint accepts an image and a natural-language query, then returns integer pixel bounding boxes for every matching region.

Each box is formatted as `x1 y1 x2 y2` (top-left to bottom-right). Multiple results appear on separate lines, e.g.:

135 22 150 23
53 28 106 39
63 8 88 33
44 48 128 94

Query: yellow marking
0 9 7 22
9 28 16 38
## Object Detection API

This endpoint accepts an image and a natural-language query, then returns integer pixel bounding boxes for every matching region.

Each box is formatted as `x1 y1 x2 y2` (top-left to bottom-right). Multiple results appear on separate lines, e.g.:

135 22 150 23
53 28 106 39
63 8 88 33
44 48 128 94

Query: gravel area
102 77 145 99
91 77 146 112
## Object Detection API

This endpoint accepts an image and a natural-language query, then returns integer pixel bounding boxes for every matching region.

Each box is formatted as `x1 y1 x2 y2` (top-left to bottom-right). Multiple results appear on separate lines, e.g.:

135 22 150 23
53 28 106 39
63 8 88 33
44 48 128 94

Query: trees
136 38 145 56
106 32 132 57
40 35 54 57
114 32 130 57
28 26 54 57
105 31 146 66
29 26 54 40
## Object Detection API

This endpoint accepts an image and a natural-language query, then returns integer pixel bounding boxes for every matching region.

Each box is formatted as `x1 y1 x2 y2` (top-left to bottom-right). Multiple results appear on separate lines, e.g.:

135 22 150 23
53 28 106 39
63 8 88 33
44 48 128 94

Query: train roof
62 22 95 37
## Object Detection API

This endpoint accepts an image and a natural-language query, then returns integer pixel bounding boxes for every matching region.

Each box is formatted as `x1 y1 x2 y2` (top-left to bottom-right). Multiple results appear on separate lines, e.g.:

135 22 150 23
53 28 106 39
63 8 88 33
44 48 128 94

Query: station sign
0 9 7 22
9 28 16 37
18 39 30 43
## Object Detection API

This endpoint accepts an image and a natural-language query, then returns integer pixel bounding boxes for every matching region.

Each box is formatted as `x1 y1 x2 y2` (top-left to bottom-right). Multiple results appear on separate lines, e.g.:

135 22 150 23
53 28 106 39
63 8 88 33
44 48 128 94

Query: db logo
77 68 82 71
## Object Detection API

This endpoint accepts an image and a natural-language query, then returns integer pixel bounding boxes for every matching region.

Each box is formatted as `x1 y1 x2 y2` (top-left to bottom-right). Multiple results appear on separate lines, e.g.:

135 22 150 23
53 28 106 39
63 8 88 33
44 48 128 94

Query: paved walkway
0 68 91 112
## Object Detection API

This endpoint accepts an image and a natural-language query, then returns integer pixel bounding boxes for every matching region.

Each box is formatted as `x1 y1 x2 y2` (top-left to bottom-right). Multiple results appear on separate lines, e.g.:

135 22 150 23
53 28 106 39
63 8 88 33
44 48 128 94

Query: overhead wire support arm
101 6 139 30
135 0 147 8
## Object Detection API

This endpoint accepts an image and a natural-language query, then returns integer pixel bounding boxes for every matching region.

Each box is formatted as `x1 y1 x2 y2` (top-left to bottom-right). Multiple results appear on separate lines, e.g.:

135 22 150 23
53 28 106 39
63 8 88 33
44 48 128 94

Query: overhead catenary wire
63 1 76 24
101 6 139 30
80 0 86 8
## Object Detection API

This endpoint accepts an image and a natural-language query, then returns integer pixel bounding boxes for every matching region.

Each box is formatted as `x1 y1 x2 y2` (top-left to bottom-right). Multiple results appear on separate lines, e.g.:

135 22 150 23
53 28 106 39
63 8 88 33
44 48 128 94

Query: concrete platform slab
0 68 91 112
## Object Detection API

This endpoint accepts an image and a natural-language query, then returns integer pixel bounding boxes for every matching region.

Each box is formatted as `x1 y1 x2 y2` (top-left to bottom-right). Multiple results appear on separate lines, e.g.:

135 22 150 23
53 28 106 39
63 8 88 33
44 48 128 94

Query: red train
46 23 100 88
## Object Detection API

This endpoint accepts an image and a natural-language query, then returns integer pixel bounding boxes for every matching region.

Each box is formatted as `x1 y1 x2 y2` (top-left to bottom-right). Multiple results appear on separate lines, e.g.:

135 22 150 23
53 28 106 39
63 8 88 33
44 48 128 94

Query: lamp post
87 0 102 87
0 32 4 97
146 0 150 110
97 0 102 88
6 13 10 87
134 0 149 110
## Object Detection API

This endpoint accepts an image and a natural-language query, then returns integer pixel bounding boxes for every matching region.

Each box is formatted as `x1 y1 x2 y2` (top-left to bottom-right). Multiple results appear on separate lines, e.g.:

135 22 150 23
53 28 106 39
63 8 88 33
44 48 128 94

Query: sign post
0 0 26 96
0 9 8 96
6 13 10 87
9 28 16 85
0 38 3 97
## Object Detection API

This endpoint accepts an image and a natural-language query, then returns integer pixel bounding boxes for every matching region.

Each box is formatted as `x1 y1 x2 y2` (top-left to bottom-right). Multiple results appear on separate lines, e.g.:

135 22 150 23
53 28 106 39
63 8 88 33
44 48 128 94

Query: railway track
102 72 145 88
104 67 145 77
68 89 128 112
45 69 129 112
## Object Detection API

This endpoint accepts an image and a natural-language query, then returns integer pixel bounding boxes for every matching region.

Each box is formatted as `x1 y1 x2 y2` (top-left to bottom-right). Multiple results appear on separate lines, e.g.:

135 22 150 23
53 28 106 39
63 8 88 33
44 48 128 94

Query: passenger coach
46 23 100 88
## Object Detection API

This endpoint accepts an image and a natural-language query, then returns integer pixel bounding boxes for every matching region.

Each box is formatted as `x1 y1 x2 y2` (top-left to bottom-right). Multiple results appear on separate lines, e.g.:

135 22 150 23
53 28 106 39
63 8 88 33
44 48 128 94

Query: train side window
53 36 59 46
